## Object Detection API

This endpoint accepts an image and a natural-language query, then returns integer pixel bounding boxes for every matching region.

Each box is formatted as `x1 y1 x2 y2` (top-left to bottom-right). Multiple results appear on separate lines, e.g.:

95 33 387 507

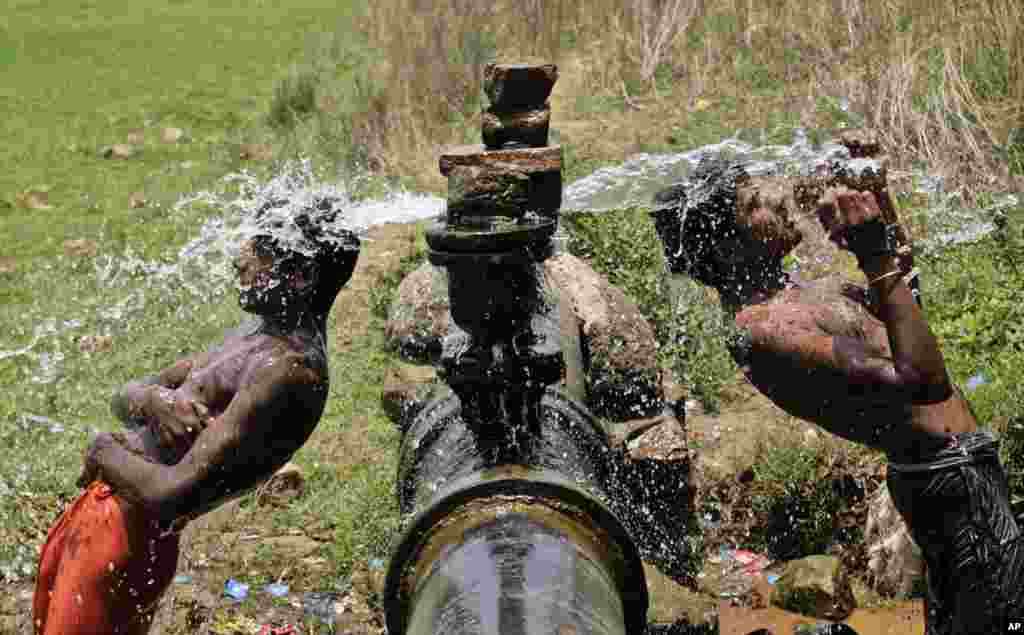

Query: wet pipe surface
407 513 630 635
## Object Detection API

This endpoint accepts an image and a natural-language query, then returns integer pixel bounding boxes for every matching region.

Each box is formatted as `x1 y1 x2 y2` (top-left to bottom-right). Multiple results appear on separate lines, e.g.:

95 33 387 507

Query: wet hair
651 156 748 286
251 195 361 314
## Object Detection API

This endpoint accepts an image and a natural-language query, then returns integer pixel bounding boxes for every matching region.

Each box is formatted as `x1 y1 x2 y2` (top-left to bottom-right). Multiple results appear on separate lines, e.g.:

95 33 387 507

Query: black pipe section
385 387 649 635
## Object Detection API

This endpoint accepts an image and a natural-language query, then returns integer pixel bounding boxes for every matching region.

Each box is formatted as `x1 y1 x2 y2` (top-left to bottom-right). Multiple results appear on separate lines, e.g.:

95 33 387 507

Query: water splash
562 133 850 213
561 129 1017 255
0 160 444 380
176 158 443 257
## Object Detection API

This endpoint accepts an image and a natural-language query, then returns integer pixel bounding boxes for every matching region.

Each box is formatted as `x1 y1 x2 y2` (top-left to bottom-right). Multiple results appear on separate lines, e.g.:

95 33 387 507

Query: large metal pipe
384 391 648 635
384 62 649 635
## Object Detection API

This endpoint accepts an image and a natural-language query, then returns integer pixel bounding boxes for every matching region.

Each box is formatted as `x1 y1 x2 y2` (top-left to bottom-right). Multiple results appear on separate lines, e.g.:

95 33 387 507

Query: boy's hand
142 387 211 452
77 432 133 487
817 187 901 269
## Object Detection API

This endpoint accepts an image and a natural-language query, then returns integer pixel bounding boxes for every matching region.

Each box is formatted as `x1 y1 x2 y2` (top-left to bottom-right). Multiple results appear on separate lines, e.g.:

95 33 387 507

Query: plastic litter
22 414 67 434
172 574 192 584
224 578 249 601
264 582 289 597
368 558 385 570
721 548 772 576
794 623 859 635
765 574 780 585
301 591 340 625
965 372 988 392
257 625 300 635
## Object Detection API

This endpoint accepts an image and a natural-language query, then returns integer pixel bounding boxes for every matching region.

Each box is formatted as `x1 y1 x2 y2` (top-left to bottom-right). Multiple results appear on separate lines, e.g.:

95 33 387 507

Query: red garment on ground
33 481 180 635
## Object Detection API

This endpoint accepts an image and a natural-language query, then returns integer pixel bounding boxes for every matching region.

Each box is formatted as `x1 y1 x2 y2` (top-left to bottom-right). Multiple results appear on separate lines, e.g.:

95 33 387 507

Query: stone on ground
78 334 113 353
545 252 662 420
771 555 856 621
385 254 663 420
239 143 272 161
864 482 924 597
380 362 446 430
161 127 184 144
102 143 135 159
384 262 449 363
609 412 700 584
16 189 52 210
128 191 147 208
259 461 304 506
63 238 98 258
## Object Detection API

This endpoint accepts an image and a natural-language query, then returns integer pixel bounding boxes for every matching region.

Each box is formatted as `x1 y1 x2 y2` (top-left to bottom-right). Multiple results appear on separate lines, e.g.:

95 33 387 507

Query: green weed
562 208 739 413
745 443 851 560
922 202 1024 500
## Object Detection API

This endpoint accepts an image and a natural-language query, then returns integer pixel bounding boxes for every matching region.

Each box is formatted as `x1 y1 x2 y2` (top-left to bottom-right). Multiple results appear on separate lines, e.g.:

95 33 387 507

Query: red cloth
33 481 180 635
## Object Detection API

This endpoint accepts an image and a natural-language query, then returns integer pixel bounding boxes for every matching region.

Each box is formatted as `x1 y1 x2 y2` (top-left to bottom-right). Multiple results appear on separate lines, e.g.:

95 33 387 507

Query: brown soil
720 598 925 635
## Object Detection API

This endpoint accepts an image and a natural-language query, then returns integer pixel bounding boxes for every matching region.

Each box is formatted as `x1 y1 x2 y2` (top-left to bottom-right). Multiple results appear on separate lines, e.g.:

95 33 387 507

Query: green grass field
0 1 407 586
1 2 1023 631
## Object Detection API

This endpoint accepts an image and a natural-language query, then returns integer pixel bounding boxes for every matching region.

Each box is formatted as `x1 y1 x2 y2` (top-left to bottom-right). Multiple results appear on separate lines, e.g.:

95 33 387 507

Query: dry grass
341 0 1022 193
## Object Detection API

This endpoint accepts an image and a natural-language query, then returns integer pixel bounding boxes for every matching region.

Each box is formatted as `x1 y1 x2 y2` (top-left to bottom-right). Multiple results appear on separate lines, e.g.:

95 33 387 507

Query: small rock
239 143 272 161
63 238 99 258
611 412 699 584
864 482 924 597
126 129 145 145
128 191 147 208
16 189 52 210
102 144 135 159
386 255 664 420
545 252 663 420
78 334 113 353
380 363 442 431
161 127 184 144
318 95 338 113
803 427 820 445
260 462 304 506
771 555 856 621
385 262 451 363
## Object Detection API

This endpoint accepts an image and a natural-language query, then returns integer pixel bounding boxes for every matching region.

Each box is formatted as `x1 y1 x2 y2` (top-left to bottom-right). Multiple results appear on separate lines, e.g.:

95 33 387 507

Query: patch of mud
719 596 924 635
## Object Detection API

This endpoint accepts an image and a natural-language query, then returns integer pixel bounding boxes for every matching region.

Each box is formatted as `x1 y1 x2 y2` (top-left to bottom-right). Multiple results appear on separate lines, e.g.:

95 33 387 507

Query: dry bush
740 0 1023 194
355 0 705 186
345 0 1021 192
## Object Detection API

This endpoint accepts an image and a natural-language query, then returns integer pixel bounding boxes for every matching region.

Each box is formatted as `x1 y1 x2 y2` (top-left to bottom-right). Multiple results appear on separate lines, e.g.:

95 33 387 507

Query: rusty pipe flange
425 216 557 255
384 466 648 635
426 244 555 267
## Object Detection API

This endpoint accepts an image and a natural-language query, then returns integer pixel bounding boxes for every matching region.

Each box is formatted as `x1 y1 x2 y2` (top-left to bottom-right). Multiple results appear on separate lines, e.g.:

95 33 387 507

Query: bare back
735 278 976 454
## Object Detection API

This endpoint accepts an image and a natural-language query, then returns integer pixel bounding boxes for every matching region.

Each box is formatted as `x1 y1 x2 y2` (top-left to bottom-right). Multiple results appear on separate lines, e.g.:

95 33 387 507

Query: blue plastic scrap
264 582 290 597
224 578 250 601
